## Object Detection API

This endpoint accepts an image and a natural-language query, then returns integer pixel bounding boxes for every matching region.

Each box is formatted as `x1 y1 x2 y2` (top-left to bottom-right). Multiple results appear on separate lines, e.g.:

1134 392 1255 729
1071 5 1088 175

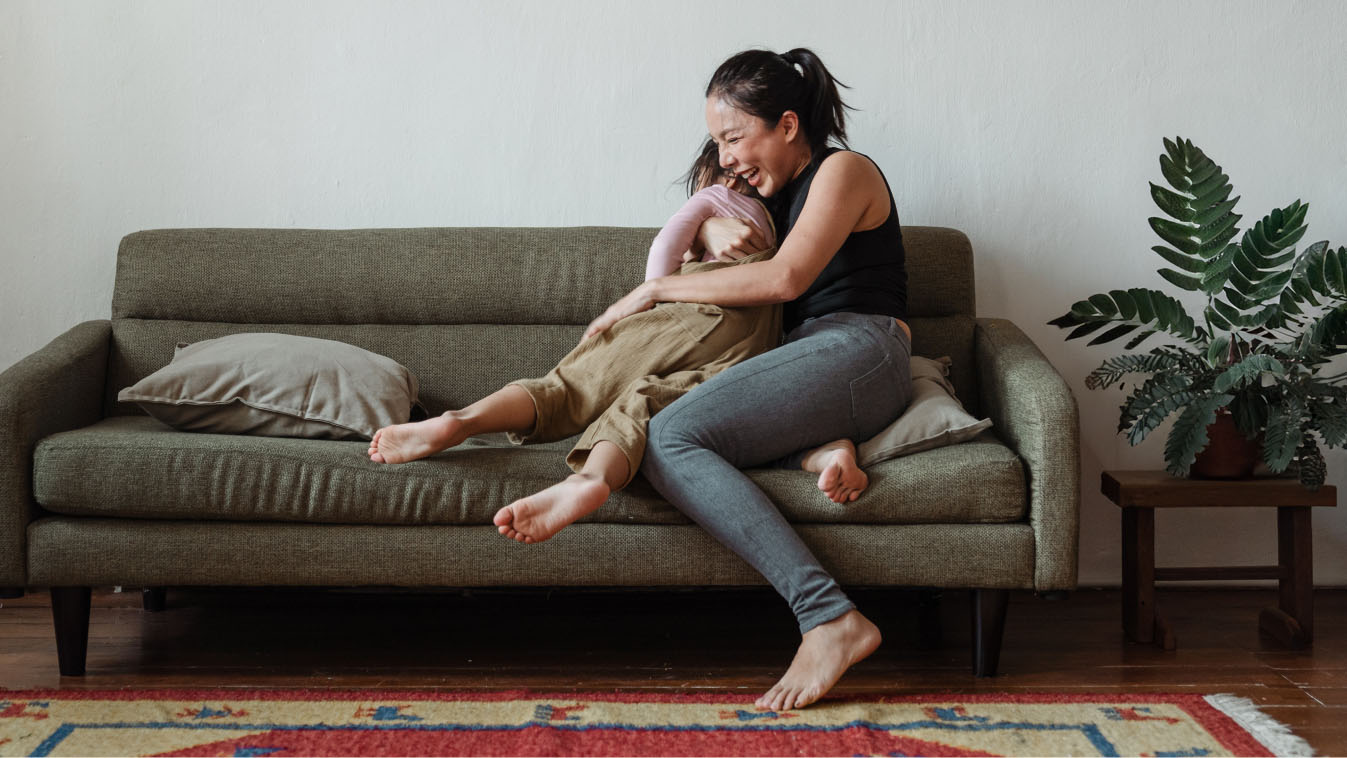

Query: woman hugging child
366 139 869 544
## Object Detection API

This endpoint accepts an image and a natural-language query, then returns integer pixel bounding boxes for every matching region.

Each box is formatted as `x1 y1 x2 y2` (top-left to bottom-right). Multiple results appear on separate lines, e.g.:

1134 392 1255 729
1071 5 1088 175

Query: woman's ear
777 110 801 142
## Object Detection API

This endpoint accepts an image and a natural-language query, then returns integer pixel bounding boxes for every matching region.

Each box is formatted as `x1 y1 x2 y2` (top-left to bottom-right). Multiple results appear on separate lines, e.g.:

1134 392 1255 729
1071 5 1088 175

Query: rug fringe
1205 694 1315 757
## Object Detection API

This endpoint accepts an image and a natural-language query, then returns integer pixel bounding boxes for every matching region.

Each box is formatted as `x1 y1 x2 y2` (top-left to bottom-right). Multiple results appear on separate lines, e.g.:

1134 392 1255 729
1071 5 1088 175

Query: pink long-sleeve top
644 184 778 281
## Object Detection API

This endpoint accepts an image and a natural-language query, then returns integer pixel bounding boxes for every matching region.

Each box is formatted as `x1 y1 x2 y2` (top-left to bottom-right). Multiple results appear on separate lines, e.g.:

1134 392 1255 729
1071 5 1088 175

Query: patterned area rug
0 689 1312 757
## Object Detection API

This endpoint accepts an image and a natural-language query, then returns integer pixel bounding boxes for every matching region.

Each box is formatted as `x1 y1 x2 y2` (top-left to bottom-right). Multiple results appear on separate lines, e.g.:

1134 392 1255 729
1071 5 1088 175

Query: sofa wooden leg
142 587 167 612
917 589 944 649
50 586 92 676
0 587 24 599
971 588 1009 677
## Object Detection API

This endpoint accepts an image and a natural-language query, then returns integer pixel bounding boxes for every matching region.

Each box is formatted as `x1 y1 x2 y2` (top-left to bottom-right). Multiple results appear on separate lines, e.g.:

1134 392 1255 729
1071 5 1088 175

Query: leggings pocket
849 354 903 440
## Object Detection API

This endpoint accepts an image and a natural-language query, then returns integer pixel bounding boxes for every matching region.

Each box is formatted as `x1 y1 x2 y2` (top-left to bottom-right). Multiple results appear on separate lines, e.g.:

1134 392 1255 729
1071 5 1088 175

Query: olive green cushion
33 416 1026 527
858 356 993 467
116 333 424 441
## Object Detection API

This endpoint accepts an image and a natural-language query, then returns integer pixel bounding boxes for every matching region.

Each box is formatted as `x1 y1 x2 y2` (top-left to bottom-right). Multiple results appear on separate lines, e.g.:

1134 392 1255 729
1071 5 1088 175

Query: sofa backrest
105 226 978 419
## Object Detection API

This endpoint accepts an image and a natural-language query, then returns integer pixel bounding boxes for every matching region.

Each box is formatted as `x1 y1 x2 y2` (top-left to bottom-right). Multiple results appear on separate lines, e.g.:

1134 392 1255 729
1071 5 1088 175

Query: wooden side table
1101 470 1336 650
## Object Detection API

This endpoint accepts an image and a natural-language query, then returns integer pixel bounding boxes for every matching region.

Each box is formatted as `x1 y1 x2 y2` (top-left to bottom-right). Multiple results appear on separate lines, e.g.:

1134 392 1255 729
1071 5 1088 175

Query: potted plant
1049 136 1347 490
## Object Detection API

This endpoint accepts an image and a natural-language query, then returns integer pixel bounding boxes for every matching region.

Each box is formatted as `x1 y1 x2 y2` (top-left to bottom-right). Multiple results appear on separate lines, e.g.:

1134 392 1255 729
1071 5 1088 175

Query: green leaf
1223 286 1260 311
1211 298 1244 326
1206 335 1230 367
1196 210 1241 247
1191 180 1234 212
1194 225 1242 257
1150 183 1194 221
1152 245 1205 273
1206 305 1233 332
1164 393 1234 477
1228 255 1259 291
1088 293 1118 316
1109 289 1137 320
1159 153 1187 190
1130 288 1157 323
1264 396 1306 472
1192 196 1240 227
1159 268 1203 292
1069 299 1100 318
1068 321 1111 340
1327 249 1346 295
1124 375 1197 445
1213 354 1285 393
1088 323 1141 347
1189 169 1230 200
1151 218 1201 254
1125 330 1159 350
1310 398 1347 447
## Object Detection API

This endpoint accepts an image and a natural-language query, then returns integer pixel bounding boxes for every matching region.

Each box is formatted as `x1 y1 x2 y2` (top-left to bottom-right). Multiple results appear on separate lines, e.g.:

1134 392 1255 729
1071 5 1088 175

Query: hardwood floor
1 586 1344 754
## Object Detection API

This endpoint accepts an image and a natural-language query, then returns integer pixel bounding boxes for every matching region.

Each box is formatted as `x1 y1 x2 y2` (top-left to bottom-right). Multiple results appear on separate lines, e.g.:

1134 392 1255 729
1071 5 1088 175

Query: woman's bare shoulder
816 149 885 187
811 150 889 229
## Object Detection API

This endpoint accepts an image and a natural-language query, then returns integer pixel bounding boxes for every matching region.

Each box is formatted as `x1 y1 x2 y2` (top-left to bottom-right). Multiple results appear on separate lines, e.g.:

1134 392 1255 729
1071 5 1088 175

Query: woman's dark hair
706 47 853 157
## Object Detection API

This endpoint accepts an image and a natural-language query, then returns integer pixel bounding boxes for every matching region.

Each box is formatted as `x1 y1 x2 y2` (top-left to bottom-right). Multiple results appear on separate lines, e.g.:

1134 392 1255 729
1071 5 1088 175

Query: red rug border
0 688 1271 757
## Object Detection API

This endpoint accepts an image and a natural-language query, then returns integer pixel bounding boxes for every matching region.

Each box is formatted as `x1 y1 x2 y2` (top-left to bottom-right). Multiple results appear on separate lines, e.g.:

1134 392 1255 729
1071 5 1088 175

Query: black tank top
771 146 907 333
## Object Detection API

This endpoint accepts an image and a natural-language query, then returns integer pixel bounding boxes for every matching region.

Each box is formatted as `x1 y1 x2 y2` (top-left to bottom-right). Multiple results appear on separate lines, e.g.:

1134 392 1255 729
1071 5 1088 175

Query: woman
584 48 913 712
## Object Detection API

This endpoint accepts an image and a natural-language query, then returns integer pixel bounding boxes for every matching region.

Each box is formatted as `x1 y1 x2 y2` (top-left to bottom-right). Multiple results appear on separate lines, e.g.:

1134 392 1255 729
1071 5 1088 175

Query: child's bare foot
800 439 868 503
367 412 469 464
756 609 882 711
493 474 611 544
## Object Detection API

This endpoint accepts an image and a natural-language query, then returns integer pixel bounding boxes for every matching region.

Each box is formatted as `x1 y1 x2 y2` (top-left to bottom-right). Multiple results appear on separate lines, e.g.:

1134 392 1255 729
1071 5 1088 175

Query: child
367 140 870 544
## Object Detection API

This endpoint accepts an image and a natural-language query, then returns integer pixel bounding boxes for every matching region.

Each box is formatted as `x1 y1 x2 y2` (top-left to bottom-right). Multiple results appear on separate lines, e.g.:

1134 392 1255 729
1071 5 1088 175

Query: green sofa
0 226 1079 677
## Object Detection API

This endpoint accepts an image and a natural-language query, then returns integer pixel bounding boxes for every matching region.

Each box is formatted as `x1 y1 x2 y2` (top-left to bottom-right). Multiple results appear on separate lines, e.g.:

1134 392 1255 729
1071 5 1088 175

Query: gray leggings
642 311 913 634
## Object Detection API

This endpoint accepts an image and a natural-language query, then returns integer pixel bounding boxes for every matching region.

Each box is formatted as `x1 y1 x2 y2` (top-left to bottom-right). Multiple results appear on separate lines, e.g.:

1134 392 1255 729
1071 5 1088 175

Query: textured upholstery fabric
111 227 658 325
0 320 110 586
27 517 1036 589
34 416 1026 527
858 356 993 466
975 318 1081 590
106 226 982 417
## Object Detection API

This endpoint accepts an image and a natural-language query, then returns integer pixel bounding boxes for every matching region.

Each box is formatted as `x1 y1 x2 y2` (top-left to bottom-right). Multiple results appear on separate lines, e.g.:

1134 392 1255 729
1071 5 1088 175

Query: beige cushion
858 355 993 467
116 333 423 441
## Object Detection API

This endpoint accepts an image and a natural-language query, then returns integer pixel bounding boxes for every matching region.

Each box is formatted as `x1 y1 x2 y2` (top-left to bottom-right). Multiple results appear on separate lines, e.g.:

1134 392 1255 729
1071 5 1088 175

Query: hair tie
792 62 805 77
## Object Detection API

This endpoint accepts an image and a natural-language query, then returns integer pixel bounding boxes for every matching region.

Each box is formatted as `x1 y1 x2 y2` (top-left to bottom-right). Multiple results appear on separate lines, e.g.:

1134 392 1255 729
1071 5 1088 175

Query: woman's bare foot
800 439 868 503
756 609 882 712
493 473 611 544
367 412 469 464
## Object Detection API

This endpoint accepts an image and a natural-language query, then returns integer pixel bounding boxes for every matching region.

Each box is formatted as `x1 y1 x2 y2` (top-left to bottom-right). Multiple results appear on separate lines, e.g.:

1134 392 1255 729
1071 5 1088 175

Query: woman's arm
585 152 888 339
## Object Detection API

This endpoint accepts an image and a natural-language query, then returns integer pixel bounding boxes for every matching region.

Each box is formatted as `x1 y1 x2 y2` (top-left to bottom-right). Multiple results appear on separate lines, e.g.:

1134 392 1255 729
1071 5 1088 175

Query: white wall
4 0 1346 586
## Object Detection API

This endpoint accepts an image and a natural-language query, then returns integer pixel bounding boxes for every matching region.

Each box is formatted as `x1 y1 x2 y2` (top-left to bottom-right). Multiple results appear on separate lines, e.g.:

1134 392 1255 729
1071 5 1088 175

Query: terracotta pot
1190 408 1262 479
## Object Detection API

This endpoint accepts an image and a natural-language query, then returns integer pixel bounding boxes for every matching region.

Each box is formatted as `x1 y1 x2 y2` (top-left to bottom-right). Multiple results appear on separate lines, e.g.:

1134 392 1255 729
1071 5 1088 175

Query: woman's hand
697 217 769 262
583 280 658 340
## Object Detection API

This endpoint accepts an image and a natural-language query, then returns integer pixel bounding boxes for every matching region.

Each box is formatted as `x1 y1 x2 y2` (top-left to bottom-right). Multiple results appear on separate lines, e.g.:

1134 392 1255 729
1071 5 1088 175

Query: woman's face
704 96 808 198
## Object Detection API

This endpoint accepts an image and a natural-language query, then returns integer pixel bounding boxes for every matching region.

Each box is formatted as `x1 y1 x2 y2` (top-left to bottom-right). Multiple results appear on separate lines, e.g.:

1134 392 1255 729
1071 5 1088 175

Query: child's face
717 170 753 196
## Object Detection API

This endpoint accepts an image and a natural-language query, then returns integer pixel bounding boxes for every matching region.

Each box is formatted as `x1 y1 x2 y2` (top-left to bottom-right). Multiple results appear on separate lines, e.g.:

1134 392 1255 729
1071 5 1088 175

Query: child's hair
682 138 723 196
681 137 749 197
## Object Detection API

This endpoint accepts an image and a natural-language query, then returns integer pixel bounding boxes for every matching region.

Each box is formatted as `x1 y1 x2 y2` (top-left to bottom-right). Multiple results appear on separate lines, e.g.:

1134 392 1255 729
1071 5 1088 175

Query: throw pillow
857 355 993 467
118 333 425 441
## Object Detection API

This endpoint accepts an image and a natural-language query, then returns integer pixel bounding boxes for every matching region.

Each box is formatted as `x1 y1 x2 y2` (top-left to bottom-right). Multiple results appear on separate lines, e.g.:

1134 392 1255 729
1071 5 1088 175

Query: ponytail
706 47 853 157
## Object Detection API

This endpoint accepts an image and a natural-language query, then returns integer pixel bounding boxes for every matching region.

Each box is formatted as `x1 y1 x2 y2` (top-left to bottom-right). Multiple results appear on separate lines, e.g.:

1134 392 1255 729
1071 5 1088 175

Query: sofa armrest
974 318 1080 591
0 320 111 587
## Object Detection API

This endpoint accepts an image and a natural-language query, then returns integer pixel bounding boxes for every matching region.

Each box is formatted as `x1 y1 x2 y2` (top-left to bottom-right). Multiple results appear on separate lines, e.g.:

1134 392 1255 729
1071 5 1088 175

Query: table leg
1260 506 1313 647
1121 507 1155 644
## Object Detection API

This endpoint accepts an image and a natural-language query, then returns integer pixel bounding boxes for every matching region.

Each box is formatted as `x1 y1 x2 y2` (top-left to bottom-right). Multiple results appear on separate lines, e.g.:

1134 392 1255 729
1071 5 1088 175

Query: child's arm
644 190 720 281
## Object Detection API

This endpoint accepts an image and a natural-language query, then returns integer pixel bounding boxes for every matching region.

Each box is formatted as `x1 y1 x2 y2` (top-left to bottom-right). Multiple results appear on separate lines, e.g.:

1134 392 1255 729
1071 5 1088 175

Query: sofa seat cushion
33 416 1026 527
